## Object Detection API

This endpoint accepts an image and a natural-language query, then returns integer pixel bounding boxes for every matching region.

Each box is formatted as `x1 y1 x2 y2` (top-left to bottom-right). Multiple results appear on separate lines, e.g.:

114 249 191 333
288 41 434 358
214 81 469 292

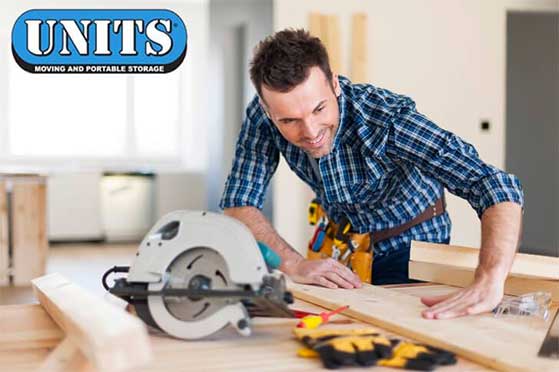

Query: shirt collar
330 76 353 152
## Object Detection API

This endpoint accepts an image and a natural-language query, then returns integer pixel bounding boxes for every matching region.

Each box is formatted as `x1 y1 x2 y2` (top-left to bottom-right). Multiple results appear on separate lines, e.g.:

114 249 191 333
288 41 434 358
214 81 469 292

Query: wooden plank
12 178 48 286
325 15 342 74
38 337 94 372
409 261 559 302
290 281 559 371
32 273 152 372
0 181 8 285
387 283 460 299
411 240 559 280
351 13 368 83
308 13 342 74
0 303 63 351
308 13 322 39
0 296 489 371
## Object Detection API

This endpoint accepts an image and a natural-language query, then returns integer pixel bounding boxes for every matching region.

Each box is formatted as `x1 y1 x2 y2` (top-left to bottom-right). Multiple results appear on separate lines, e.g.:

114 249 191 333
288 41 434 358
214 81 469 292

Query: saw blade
162 247 238 322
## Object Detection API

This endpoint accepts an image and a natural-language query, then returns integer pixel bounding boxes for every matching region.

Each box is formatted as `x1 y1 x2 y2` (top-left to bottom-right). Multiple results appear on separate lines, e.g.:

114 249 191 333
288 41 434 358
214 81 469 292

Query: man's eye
316 106 325 113
281 119 294 124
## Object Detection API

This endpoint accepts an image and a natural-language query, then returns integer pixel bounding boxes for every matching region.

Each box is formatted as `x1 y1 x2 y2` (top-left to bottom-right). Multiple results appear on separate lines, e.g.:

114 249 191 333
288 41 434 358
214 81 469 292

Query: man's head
250 29 341 158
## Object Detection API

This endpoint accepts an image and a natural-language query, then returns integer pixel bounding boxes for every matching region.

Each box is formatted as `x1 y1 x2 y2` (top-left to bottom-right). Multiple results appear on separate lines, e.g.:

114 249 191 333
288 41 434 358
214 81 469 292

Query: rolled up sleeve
219 97 279 210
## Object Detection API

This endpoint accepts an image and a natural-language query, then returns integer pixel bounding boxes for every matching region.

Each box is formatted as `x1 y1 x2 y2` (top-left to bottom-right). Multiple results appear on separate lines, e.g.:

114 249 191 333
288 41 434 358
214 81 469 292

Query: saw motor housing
104 210 293 339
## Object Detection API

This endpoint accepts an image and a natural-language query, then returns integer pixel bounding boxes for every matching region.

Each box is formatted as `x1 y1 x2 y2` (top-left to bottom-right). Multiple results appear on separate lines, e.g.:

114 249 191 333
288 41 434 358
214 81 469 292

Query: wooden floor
0 243 138 305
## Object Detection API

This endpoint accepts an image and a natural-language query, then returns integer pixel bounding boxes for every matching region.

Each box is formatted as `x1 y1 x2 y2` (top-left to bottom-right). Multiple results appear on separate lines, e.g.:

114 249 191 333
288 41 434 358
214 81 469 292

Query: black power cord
102 266 130 290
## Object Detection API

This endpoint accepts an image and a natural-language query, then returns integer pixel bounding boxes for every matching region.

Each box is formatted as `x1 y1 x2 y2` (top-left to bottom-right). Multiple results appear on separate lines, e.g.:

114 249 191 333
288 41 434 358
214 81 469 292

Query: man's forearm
223 206 303 273
476 202 523 282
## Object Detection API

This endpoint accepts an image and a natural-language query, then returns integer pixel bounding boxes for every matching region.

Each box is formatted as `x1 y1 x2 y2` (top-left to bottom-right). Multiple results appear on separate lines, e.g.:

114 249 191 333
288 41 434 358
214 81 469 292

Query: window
8 63 128 157
0 2 207 172
5 57 186 169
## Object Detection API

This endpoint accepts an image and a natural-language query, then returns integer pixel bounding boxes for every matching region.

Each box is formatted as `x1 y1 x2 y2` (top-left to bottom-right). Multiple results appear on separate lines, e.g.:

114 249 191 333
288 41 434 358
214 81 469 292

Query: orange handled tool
296 305 349 329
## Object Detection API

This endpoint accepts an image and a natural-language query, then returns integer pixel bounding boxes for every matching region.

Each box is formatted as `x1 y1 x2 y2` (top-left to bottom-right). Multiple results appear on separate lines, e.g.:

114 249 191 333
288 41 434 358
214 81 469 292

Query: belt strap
372 195 446 244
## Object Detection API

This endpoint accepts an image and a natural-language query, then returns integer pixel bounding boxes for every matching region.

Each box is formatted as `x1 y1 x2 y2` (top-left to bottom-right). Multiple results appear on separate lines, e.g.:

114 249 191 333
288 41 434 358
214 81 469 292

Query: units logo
12 9 188 73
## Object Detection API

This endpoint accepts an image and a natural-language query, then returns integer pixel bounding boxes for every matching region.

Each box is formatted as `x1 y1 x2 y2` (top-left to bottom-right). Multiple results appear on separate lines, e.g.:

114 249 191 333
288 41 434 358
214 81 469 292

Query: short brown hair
249 28 333 99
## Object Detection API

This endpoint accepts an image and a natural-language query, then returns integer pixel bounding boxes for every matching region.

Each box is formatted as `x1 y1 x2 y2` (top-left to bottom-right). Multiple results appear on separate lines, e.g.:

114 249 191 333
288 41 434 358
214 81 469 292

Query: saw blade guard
126 210 268 289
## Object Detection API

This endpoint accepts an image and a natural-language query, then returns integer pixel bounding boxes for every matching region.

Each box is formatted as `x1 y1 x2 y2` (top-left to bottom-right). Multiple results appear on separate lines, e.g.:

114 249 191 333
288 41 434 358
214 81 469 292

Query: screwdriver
296 305 349 329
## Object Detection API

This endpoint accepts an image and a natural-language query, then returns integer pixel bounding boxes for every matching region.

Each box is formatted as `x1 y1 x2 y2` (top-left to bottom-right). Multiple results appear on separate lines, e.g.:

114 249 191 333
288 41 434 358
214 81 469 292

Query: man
220 29 523 319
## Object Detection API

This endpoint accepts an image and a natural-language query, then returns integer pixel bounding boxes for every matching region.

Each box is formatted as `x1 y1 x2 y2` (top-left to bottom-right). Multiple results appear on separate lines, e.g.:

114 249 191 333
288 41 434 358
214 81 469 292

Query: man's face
260 66 341 158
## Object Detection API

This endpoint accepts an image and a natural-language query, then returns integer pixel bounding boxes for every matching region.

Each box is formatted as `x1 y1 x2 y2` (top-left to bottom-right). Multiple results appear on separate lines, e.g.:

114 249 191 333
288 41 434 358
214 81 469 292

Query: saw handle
102 266 130 290
257 242 282 270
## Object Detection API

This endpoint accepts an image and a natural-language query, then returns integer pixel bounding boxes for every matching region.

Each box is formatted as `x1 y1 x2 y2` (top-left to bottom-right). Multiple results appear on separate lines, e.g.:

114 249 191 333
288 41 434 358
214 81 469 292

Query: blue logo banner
12 9 188 73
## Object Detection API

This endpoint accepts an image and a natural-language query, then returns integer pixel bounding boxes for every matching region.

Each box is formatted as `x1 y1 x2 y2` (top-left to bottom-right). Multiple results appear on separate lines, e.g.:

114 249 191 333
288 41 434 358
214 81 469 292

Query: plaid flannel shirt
220 76 523 255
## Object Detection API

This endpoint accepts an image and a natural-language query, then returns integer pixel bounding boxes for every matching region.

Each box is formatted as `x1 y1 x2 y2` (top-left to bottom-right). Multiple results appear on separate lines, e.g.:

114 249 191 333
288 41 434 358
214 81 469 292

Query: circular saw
103 210 294 339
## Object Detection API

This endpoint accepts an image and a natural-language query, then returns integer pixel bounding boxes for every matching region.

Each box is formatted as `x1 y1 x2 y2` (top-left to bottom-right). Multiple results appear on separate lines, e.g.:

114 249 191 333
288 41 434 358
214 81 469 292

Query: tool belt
371 196 446 244
307 195 446 284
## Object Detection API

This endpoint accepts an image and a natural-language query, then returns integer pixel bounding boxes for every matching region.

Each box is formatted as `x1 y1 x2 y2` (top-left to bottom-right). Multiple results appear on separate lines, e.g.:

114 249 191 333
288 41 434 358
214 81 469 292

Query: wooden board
290 281 559 371
32 273 152 372
308 13 342 74
0 297 487 372
409 261 559 302
308 13 322 39
411 241 559 280
0 181 8 286
11 178 48 286
325 15 341 74
0 303 63 351
351 13 368 83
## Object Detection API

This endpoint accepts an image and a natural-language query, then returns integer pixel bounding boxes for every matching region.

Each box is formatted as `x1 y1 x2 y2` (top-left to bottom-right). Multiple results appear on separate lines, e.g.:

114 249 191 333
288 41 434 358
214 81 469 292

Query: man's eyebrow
312 100 327 113
277 100 327 122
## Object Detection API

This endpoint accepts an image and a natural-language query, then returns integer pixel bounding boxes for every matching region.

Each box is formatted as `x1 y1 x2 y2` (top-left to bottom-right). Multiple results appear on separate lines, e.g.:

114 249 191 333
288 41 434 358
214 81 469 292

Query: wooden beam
32 273 151 371
39 337 94 372
351 13 368 83
409 261 559 302
12 177 49 286
290 281 559 371
325 15 342 74
411 241 559 280
308 13 342 74
0 303 63 351
0 181 8 285
308 13 322 39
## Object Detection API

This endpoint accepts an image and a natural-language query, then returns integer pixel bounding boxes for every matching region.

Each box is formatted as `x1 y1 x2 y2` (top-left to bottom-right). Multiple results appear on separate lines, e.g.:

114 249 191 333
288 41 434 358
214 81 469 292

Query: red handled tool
296 305 350 329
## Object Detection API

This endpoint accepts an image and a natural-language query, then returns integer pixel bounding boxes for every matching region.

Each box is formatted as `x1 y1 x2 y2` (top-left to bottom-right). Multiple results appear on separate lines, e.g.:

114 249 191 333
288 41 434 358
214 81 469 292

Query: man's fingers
330 260 362 287
422 292 469 319
433 304 472 320
466 300 495 315
315 275 339 289
324 271 355 289
420 294 451 307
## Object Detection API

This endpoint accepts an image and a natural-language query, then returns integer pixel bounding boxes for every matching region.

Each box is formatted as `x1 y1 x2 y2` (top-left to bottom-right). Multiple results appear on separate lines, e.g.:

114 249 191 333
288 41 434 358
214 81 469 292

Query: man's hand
224 207 362 290
284 257 362 289
421 202 521 320
420 273 505 319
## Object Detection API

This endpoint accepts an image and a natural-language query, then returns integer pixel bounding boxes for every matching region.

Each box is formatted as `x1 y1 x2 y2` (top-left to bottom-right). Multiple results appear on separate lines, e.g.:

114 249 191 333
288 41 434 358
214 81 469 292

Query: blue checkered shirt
220 76 524 255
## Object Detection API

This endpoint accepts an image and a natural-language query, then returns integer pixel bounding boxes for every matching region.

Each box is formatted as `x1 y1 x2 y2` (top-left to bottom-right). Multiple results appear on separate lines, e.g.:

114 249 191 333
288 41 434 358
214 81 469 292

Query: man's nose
301 118 319 139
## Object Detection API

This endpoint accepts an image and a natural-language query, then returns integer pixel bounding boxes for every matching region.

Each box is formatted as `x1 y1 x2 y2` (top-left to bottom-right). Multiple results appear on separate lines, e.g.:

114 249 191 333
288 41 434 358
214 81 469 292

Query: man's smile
304 129 327 149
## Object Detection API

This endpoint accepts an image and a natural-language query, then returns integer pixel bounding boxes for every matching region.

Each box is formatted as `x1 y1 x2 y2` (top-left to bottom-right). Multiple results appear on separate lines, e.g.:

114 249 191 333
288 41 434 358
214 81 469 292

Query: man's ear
332 73 341 97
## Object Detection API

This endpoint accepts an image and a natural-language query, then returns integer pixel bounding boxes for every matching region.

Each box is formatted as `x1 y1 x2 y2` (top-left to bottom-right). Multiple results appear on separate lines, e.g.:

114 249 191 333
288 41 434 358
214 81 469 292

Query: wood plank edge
409 261 559 302
291 286 525 372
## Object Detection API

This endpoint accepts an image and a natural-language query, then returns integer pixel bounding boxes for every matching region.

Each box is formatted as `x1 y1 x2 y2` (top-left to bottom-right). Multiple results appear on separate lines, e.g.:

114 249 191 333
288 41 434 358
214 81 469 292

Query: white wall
273 0 559 253
48 172 207 241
